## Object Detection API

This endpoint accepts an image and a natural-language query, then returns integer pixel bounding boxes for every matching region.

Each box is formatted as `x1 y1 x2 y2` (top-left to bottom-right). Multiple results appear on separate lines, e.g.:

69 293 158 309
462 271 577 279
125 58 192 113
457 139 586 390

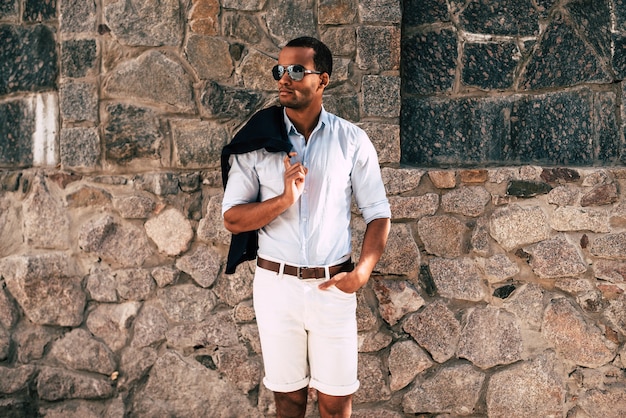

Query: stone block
103 0 182 46
358 122 400 164
462 42 519 90
321 27 356 57
459 0 539 36
221 0 266 11
60 127 100 168
23 0 56 21
0 24 57 95
0 98 35 166
171 119 229 169
266 0 316 42
403 0 449 26
200 81 263 120
401 96 511 167
188 0 219 35
0 1 18 20
520 16 611 90
318 0 357 25
59 0 96 33
566 0 612 60
362 75 400 118
357 26 400 72
359 0 401 23
61 39 97 78
223 11 263 44
185 34 233 81
60 81 98 122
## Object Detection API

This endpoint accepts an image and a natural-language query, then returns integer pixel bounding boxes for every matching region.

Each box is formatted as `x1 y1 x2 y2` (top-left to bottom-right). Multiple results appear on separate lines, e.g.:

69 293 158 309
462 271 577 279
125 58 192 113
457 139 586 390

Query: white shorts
253 265 360 396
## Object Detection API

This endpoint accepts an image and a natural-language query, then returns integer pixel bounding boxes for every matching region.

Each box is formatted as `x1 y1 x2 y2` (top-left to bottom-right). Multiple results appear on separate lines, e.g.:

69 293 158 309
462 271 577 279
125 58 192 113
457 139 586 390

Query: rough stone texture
22 175 70 249
48 329 116 375
524 235 588 279
372 279 424 326
486 352 565 418
490 205 551 250
418 215 468 258
388 339 433 391
145 208 194 256
429 257 486 302
457 307 523 369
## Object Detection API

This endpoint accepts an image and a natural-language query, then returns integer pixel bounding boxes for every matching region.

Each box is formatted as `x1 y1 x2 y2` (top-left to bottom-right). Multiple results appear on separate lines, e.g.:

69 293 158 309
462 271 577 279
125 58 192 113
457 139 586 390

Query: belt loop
278 262 285 279
324 265 330 281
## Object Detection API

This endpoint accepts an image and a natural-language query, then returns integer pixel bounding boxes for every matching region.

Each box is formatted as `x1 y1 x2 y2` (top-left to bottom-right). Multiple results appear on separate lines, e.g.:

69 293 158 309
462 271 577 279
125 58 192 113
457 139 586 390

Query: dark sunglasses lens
272 65 283 80
288 65 305 81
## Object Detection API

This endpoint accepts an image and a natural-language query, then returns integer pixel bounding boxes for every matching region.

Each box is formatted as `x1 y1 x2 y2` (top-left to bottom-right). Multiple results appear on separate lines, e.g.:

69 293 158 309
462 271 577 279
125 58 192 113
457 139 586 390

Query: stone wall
1 0 626 417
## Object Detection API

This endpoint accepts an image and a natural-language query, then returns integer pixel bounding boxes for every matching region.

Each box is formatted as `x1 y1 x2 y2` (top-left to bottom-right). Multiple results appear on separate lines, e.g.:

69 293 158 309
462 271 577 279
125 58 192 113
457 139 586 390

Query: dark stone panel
462 42 519 90
0 24 58 95
535 0 558 20
0 99 35 166
565 0 612 61
0 0 18 19
61 39 97 78
104 103 164 164
593 90 620 163
401 96 512 167
508 90 598 165
614 0 626 31
24 0 57 21
458 0 539 36
402 29 457 95
200 81 264 120
403 0 449 26
612 33 626 79
520 16 611 90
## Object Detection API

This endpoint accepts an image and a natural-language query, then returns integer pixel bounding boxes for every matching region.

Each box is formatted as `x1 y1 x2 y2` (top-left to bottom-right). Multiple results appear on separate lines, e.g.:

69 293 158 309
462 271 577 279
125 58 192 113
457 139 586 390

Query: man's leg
274 387 308 418
317 393 352 418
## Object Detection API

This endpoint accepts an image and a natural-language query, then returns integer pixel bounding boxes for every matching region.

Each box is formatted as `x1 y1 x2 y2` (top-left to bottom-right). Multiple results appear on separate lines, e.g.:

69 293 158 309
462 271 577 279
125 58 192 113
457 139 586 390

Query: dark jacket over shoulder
221 105 292 274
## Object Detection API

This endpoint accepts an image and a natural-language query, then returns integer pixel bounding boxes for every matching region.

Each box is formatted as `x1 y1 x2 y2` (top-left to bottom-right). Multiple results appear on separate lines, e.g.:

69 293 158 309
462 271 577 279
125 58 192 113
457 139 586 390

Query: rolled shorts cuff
310 378 360 397
263 376 309 394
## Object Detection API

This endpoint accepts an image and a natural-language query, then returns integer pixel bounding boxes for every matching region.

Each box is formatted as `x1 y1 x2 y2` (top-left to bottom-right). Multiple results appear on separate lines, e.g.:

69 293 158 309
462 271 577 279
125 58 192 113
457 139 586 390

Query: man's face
275 46 325 110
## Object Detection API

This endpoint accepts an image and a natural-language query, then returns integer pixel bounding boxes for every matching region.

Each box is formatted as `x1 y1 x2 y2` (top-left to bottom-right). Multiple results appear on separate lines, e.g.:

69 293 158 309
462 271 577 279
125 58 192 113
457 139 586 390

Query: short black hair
285 36 333 77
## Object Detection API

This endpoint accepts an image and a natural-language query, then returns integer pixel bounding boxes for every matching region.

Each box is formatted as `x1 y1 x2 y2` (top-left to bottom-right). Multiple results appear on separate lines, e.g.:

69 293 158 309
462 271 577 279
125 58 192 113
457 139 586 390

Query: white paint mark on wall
31 93 58 166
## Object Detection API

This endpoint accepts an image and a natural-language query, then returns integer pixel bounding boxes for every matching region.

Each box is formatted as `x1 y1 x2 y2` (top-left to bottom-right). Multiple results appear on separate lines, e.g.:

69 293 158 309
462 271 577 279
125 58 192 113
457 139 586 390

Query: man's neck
286 105 322 142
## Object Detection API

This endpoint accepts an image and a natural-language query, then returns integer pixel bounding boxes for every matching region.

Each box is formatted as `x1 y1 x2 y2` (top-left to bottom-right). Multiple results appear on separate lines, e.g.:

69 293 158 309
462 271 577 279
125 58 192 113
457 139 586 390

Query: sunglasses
272 64 321 81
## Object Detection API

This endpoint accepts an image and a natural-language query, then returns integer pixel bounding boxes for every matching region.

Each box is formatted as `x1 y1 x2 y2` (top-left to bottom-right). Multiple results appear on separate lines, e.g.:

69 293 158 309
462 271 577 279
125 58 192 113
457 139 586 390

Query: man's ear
319 73 330 88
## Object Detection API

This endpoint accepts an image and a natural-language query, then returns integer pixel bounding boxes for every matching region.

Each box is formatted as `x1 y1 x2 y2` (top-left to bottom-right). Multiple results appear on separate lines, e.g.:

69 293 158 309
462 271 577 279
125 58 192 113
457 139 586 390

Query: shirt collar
283 106 328 136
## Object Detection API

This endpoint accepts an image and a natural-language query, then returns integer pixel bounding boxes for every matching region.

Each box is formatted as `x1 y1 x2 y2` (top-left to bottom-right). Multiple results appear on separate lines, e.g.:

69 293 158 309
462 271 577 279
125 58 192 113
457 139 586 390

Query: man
221 36 391 417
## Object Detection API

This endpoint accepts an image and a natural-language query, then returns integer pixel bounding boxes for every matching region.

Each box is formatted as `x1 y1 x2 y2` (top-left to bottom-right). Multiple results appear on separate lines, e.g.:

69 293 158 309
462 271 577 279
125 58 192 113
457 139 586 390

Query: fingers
318 272 347 290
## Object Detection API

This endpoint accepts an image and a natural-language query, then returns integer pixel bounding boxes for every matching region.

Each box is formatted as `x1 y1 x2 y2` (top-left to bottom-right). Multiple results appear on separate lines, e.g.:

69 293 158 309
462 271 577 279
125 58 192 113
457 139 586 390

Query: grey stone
103 103 164 165
489 205 551 251
130 351 260 417
482 254 520 283
151 265 180 288
524 235 587 279
548 186 580 206
581 183 619 206
133 172 180 196
358 327 393 353
114 268 155 301
60 81 98 122
321 26 356 57
362 75 400 118
358 0 401 23
358 122 400 164
578 388 626 418
145 208 194 256
37 367 114 401
542 298 617 368
48 329 116 375
59 0 96 33
460 0 539 36
165 310 238 351
221 0 266 11
457 307 523 369
403 300 461 363
357 26 400 72
462 42 519 90
486 352 565 418
0 365 36 394
61 38 97 78
171 119 229 169
0 1 18 20
112 193 156 219
429 257 486 302
372 279 424 326
185 34 233 81
381 167 424 195
0 24 57 95
357 291 379 332
2 253 85 326
104 51 195 113
175 245 222 288
550 206 609 232
60 127 100 168
86 301 142 352
214 346 263 393
130 304 168 348
471 217 491 256
156 284 217 323
13 322 62 363
197 193 231 246
78 214 154 267
22 175 70 249
503 283 545 330
117 346 158 391
213 262 254 307
388 340 433 391
200 82 263 120
0 284 19 330
603 294 626 336
590 231 626 259
402 363 485 415
86 265 118 303
418 215 468 258
389 194 438 220
0 325 8 361
593 259 626 283
266 0 316 42
240 49 278 91
441 186 491 217
104 0 183 46
354 354 391 404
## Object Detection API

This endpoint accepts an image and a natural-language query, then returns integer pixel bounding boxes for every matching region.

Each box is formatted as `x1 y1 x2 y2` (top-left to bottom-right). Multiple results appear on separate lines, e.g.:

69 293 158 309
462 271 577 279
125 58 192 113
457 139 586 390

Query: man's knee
274 387 308 418
317 392 352 418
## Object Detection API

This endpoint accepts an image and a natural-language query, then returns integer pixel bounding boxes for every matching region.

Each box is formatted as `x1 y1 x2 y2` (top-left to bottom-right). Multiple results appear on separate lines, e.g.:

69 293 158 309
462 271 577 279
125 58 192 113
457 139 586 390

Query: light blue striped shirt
222 107 390 267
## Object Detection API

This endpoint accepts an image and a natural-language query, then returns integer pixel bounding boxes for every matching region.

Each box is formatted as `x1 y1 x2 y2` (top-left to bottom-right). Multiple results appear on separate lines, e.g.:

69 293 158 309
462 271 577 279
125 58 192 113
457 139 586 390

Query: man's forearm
355 217 391 276
223 195 291 234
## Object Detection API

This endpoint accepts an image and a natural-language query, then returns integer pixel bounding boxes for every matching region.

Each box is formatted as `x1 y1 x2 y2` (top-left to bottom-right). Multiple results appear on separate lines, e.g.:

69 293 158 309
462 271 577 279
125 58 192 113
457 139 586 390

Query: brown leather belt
257 257 354 279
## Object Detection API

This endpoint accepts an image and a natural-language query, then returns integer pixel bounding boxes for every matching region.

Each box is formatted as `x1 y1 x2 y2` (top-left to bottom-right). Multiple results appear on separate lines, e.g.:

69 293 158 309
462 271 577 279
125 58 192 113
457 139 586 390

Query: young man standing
222 37 391 417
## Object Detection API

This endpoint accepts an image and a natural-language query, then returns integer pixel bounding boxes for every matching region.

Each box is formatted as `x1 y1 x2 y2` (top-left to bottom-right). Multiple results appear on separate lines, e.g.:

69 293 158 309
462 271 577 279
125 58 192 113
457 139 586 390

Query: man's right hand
283 152 308 205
